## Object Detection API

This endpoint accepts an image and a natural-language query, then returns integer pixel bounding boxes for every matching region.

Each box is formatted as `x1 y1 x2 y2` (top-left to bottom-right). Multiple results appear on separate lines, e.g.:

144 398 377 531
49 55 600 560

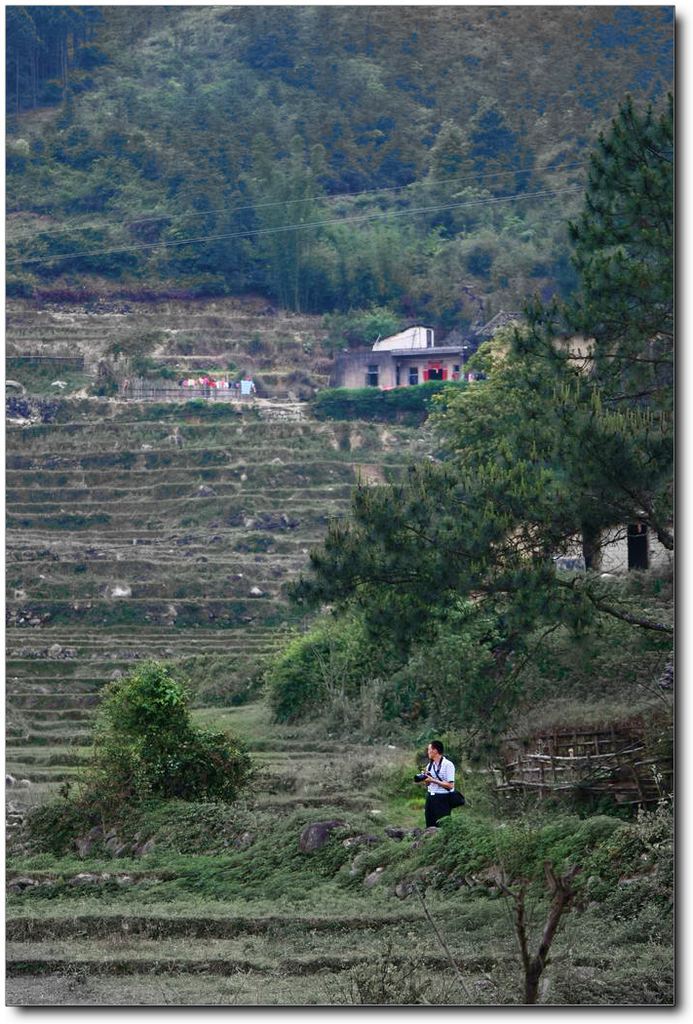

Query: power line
7 186 584 268
6 160 586 242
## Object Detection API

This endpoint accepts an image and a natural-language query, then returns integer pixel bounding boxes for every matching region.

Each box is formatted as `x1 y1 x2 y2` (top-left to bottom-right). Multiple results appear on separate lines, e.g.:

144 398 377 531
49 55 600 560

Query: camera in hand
414 771 428 783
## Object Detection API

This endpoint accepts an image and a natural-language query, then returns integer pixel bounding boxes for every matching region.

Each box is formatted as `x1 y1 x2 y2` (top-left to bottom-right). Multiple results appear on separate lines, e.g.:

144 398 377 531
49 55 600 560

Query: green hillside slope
6 6 673 325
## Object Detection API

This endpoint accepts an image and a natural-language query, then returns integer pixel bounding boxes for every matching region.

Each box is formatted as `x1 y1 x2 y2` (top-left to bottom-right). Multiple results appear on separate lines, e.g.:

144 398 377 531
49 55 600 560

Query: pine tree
292 96 674 724
566 94 673 409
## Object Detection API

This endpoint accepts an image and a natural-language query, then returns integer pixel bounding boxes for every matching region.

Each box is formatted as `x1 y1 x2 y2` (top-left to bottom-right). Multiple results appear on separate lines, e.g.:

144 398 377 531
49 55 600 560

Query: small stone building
331 326 470 389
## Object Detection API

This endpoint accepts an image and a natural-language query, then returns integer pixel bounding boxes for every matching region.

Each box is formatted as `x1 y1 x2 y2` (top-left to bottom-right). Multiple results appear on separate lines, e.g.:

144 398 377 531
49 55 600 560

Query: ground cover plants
8 696 673 1006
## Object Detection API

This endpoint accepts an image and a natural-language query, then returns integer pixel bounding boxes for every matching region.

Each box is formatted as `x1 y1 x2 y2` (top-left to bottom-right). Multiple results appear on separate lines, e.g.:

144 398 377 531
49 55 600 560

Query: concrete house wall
554 527 673 574
330 347 467 389
330 351 397 389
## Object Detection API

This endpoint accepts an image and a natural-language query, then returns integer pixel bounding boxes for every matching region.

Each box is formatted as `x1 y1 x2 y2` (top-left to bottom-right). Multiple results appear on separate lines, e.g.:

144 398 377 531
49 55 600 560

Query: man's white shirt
426 756 455 795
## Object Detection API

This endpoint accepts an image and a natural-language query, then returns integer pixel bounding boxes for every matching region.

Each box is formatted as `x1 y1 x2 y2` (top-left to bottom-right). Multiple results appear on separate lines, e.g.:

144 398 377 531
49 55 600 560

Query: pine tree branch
557 580 673 633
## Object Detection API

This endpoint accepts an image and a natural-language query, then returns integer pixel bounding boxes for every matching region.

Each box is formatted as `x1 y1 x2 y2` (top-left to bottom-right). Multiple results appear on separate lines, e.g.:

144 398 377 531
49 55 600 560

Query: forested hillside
6 5 672 327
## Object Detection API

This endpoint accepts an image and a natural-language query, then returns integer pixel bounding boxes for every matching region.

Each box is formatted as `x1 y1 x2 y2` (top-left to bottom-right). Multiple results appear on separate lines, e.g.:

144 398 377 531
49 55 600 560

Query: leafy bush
175 653 264 706
266 613 403 723
312 380 466 423
25 799 101 857
84 661 252 813
6 273 36 297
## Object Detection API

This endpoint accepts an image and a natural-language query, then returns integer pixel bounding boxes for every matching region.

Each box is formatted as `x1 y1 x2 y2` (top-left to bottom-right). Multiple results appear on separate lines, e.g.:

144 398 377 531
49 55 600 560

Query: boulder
234 831 255 849
75 836 96 858
299 820 347 853
105 835 125 855
411 827 440 850
69 873 101 886
363 867 385 888
6 775 16 786
384 826 407 840
8 877 39 893
341 834 382 849
394 879 418 900
472 865 506 888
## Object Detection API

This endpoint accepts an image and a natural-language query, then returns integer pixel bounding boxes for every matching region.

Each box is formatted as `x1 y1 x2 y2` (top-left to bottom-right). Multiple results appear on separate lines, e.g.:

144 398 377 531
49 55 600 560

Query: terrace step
5 911 424 942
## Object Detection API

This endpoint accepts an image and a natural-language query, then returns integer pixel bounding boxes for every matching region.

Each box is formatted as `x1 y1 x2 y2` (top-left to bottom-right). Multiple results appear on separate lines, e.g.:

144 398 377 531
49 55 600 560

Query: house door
627 523 649 570
426 363 446 381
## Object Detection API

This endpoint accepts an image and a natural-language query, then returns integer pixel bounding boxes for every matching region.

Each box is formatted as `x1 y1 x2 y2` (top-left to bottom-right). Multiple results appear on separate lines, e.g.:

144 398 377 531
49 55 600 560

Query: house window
409 366 419 385
426 329 433 347
366 364 379 387
395 365 401 386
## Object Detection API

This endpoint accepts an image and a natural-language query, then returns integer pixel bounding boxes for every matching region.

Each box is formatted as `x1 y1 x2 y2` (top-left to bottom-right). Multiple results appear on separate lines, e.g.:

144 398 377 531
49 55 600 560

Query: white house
372 326 435 351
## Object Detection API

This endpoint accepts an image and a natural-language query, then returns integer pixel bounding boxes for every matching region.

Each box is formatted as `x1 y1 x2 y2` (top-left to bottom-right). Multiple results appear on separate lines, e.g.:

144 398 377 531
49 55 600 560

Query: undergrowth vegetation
13 684 674 1005
28 662 252 837
311 381 467 423
266 577 672 757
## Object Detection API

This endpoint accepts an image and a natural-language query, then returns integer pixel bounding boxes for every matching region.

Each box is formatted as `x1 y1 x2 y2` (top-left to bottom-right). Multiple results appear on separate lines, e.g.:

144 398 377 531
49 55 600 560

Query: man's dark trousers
425 792 451 828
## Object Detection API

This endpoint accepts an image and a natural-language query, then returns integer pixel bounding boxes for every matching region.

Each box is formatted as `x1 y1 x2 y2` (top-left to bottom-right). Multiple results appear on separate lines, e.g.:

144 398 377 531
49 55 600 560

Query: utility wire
8 185 584 268
7 160 586 242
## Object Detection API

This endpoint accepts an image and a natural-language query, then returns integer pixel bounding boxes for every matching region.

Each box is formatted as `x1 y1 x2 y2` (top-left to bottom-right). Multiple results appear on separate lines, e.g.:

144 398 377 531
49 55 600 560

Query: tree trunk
581 522 602 571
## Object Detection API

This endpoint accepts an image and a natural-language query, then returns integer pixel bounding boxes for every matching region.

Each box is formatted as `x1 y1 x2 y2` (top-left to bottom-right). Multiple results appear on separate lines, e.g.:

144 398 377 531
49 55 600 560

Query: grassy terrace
6 397 427 805
6 703 673 1006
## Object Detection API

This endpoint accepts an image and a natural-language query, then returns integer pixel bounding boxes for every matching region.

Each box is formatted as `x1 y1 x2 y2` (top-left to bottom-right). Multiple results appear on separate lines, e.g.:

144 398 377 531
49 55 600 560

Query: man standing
419 740 455 828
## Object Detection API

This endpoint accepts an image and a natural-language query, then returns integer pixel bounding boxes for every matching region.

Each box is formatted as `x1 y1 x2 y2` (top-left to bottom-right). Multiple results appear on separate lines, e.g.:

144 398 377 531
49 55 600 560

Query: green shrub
312 381 466 423
266 613 402 723
25 799 100 857
175 653 264 707
322 307 402 352
84 661 252 813
6 273 36 298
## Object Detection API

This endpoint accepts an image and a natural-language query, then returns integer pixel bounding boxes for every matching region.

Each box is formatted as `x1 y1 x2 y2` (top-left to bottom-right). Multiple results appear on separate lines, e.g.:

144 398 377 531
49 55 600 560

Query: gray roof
386 346 467 357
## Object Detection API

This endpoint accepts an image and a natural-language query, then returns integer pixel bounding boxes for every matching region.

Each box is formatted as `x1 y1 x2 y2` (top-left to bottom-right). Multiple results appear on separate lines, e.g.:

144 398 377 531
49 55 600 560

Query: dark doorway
627 523 649 570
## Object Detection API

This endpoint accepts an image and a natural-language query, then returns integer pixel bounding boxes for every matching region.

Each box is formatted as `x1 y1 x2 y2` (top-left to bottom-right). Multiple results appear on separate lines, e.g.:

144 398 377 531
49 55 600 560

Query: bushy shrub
6 273 36 297
266 613 402 723
312 380 466 423
84 661 252 813
25 799 101 857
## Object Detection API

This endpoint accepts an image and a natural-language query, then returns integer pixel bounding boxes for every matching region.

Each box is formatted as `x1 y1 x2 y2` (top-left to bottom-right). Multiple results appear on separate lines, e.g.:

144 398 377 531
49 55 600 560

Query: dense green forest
6 5 672 329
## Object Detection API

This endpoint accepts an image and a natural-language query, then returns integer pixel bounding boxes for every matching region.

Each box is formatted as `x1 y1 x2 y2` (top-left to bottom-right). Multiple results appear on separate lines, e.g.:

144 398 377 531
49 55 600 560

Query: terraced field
6 397 430 799
6 696 508 1007
5 295 332 394
5 340 675 1005
6 701 674 1006
3 380 453 1004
